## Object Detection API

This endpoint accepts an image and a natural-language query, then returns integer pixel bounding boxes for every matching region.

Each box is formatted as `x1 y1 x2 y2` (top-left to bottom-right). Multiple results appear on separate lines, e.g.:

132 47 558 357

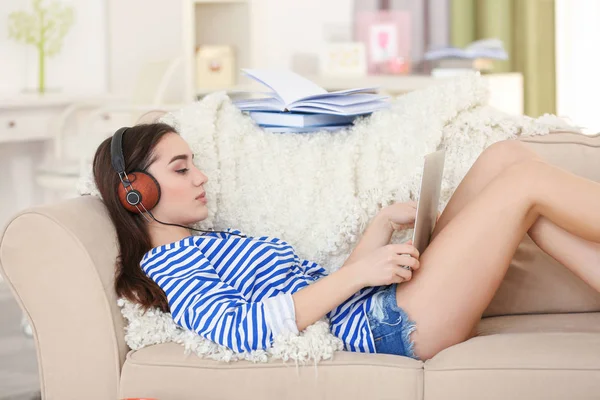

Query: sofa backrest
484 130 600 317
0 195 126 400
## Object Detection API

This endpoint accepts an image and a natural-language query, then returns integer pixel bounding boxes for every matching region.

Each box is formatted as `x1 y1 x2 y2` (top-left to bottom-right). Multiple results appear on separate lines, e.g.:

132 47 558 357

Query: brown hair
93 123 175 313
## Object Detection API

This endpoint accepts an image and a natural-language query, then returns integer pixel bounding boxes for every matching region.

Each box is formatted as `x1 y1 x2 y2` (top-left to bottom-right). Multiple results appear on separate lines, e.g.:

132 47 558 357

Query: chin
192 211 209 224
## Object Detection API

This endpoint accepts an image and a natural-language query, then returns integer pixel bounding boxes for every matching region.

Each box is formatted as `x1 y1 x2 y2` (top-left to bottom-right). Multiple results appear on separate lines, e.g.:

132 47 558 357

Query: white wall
555 0 600 134
107 0 363 100
1 1 447 100
250 0 354 72
0 0 107 97
106 0 184 101
0 0 183 100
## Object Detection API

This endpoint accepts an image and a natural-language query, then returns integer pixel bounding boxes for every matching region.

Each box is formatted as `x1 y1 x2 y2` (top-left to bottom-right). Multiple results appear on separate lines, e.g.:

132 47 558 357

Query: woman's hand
347 243 420 287
381 201 418 231
381 201 442 231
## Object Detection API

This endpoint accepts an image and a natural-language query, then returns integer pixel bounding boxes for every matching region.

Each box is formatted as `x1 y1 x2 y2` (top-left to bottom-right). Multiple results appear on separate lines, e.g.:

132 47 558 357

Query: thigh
395 162 540 360
432 139 543 241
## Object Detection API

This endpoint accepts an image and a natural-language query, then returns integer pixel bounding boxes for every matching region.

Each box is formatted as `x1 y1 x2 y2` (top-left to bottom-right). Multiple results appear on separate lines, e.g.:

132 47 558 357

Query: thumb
407 240 413 245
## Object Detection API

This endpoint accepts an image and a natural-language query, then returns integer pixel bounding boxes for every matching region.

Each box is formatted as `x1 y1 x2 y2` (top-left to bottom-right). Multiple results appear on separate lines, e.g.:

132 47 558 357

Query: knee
480 139 538 167
467 140 535 182
503 158 547 178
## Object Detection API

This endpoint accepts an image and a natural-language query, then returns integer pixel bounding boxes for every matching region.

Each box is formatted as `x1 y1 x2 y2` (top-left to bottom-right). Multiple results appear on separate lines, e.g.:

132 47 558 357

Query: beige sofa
1 131 600 400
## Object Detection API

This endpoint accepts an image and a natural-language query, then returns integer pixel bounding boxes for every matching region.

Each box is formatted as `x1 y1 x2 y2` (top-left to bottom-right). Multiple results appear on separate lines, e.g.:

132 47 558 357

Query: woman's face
146 132 209 226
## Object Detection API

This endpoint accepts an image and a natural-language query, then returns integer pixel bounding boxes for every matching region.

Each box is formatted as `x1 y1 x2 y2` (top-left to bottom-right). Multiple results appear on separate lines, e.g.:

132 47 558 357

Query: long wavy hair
93 123 175 313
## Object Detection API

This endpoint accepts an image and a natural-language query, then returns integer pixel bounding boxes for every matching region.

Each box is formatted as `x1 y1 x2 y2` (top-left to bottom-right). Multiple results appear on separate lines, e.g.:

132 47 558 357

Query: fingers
393 265 413 282
388 243 420 260
395 254 420 271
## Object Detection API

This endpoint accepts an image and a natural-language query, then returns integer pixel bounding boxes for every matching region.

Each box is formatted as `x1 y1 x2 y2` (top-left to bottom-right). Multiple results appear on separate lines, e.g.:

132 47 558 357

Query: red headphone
110 127 161 214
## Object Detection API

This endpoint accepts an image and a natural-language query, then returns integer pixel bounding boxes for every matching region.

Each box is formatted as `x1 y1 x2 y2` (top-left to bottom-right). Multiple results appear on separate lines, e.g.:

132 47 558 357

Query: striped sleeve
145 245 298 353
299 258 328 280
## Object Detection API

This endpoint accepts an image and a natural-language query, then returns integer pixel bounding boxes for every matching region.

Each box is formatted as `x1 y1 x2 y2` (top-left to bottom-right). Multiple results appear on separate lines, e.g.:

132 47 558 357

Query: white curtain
555 0 600 134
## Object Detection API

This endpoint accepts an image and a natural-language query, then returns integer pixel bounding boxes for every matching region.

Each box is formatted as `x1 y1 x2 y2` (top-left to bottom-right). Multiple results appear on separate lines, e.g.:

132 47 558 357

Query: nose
193 167 208 186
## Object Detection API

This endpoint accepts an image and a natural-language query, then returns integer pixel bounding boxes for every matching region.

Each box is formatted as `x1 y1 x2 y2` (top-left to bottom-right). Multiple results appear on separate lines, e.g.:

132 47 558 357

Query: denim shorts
367 283 420 360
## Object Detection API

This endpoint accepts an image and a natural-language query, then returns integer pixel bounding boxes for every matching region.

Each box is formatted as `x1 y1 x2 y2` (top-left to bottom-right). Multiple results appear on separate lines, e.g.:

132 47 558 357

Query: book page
242 69 328 106
233 97 287 112
292 94 388 107
291 100 389 115
294 87 379 103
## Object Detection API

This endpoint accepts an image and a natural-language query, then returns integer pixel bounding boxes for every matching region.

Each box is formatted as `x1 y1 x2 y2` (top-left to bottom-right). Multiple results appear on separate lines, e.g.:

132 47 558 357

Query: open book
424 38 508 61
233 69 390 116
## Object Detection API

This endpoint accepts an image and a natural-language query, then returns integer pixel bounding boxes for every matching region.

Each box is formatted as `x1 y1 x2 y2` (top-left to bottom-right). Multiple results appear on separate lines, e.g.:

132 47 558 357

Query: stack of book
424 38 508 77
233 69 390 133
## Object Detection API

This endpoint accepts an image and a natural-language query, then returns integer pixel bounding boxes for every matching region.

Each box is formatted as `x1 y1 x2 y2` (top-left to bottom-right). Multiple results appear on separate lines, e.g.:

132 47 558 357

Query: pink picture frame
354 10 412 74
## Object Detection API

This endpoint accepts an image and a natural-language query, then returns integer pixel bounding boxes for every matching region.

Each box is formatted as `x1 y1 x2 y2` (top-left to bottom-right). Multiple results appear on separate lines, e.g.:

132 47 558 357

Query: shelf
196 73 522 95
0 93 124 109
305 73 523 94
183 0 251 102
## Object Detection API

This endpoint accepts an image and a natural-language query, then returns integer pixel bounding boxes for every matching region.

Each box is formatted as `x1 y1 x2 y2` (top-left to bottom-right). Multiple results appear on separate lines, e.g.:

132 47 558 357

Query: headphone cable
145 210 247 238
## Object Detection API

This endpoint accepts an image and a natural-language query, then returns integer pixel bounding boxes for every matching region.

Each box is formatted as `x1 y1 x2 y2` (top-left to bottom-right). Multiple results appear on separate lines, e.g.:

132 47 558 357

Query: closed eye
175 168 189 174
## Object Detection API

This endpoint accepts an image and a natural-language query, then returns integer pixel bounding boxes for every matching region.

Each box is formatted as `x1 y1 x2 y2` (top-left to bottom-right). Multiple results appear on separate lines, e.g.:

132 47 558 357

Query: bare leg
528 218 600 290
432 139 600 293
395 159 600 360
432 140 543 239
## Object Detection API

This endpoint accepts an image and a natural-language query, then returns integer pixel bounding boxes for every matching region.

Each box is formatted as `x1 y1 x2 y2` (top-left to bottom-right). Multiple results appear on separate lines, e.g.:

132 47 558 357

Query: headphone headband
111 127 129 174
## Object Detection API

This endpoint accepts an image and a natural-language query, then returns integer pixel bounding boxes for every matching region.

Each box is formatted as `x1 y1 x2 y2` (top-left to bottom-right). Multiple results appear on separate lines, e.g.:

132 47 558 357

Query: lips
195 193 206 200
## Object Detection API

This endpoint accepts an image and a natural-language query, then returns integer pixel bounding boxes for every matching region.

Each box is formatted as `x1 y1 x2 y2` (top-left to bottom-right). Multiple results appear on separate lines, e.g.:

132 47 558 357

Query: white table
0 96 64 230
0 93 119 230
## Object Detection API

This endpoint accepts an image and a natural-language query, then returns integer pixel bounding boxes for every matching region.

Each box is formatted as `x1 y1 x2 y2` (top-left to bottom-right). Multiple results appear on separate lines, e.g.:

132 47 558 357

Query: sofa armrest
0 195 127 400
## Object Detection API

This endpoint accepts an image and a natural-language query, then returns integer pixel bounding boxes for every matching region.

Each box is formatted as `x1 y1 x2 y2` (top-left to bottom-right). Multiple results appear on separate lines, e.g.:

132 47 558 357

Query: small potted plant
8 0 75 94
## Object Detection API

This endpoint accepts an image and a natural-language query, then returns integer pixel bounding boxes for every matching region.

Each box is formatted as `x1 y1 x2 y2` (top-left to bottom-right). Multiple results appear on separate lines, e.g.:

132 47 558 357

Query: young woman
92 123 600 361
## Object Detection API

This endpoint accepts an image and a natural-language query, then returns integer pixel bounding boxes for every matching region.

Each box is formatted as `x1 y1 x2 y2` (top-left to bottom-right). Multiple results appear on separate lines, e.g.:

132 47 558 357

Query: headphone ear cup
117 171 161 213
125 189 142 206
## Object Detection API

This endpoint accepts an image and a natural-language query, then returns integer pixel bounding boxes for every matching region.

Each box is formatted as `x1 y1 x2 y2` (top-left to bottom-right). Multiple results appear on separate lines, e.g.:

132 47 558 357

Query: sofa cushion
425 313 600 400
483 131 600 317
119 343 423 400
477 312 600 335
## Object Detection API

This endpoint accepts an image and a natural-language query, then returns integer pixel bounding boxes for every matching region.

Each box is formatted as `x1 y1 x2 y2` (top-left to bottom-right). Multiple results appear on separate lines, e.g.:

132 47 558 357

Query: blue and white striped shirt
140 228 383 353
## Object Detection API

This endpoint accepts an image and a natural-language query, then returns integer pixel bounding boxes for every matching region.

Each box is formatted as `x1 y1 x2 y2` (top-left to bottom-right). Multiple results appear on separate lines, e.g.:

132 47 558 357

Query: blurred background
0 0 599 398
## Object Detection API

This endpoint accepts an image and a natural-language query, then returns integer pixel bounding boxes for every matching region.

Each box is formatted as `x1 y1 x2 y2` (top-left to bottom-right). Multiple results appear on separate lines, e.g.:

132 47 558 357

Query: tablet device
411 149 446 256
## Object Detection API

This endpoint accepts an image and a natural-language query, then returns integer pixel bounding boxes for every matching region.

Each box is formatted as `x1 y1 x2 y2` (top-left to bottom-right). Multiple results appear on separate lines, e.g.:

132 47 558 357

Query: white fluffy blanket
78 74 577 364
